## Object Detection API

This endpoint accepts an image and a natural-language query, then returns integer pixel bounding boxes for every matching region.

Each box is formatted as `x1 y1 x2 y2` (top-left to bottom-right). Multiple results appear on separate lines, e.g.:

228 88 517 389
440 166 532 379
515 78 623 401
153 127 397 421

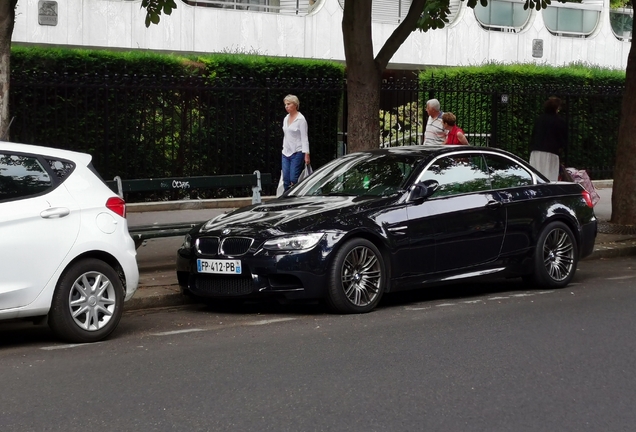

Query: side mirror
408 179 439 201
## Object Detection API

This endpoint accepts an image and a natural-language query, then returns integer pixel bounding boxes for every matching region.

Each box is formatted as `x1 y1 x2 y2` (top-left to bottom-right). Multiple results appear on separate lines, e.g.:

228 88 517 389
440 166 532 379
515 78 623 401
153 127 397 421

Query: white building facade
12 0 632 70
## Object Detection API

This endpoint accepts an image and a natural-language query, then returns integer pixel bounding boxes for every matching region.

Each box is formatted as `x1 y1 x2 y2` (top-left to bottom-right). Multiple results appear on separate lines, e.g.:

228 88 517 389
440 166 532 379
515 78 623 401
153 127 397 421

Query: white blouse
282 112 310 157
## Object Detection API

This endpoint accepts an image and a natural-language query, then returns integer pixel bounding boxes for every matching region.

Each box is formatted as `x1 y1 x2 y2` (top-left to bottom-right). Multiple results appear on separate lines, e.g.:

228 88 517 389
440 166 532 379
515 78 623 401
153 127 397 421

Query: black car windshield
289 153 422 197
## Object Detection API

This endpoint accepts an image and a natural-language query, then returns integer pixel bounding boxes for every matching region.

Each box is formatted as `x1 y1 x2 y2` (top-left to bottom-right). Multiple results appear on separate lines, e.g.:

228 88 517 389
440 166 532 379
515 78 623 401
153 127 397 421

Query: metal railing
8 71 622 198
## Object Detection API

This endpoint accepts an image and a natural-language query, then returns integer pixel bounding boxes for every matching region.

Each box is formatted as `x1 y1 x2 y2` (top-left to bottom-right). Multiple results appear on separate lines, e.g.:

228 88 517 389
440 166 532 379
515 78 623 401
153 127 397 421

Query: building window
473 0 532 32
337 0 411 24
610 7 633 41
337 0 462 25
542 1 601 37
447 0 463 25
182 0 316 15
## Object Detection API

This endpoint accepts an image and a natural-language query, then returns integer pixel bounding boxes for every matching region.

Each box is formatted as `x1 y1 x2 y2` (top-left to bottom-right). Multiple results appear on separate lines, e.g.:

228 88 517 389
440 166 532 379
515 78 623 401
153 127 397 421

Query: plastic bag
566 167 601 206
276 170 284 197
297 164 313 183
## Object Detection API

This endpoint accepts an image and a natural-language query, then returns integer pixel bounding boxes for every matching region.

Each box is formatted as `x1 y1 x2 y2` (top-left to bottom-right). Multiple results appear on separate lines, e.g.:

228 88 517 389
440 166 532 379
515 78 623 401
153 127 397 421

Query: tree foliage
141 0 177 27
610 0 632 8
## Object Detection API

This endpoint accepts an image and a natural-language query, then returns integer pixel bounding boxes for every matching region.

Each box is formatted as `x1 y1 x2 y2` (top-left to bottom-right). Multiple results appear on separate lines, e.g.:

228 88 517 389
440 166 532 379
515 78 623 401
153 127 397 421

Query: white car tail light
106 197 126 218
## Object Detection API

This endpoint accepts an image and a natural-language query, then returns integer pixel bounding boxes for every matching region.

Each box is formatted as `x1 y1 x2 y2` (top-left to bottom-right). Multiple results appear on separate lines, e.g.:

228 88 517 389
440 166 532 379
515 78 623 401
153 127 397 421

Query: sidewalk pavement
124 181 636 311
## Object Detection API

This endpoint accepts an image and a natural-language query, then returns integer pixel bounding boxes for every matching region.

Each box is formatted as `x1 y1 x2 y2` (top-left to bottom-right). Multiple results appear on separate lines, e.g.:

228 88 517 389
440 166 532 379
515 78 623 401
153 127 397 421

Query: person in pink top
442 112 469 145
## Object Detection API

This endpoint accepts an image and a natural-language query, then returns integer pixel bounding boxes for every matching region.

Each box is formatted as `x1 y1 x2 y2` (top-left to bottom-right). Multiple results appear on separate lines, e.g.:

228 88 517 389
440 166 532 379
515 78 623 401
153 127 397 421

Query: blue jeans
282 152 305 190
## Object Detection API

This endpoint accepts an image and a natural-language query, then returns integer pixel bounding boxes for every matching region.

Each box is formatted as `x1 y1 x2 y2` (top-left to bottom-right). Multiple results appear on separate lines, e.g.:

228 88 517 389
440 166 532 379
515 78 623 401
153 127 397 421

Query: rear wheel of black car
49 259 124 343
327 238 386 314
532 221 578 288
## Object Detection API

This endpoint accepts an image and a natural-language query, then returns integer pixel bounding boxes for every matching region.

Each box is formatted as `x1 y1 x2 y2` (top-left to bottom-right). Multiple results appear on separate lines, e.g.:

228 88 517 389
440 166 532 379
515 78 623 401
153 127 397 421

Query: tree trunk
611 39 636 226
346 66 382 153
0 1 16 141
341 0 429 153
342 1 383 153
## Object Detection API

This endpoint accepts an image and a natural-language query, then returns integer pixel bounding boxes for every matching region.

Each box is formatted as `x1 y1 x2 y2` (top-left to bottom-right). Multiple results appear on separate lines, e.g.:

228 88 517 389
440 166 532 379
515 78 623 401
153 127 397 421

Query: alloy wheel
542 228 575 282
68 271 117 331
340 245 382 307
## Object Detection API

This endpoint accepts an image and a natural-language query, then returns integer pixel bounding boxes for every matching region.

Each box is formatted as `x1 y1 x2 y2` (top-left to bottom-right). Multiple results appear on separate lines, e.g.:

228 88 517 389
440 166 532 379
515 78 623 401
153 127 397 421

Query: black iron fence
379 78 424 147
379 79 622 180
9 72 343 199
8 72 621 202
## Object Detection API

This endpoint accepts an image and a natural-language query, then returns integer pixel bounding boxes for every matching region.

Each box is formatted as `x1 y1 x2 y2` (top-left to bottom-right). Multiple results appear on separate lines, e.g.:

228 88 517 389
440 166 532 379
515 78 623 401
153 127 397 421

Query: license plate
197 259 242 274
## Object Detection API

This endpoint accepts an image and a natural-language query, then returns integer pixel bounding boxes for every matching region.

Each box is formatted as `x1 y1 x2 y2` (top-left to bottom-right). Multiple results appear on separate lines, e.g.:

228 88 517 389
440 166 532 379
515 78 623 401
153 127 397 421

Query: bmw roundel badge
222 228 230 235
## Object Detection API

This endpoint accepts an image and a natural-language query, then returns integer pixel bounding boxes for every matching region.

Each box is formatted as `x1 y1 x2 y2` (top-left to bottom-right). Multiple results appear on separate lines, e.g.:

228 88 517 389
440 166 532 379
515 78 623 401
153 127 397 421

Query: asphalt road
1 256 635 431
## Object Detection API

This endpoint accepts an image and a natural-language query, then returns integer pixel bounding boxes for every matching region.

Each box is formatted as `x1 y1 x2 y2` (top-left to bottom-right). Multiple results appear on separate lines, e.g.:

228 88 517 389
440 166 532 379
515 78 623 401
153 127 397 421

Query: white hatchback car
0 142 139 343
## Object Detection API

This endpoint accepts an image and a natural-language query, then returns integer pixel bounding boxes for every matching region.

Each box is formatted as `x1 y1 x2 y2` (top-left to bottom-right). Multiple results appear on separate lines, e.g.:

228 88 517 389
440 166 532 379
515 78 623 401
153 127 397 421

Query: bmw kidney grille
220 237 253 256
195 236 253 256
196 237 219 256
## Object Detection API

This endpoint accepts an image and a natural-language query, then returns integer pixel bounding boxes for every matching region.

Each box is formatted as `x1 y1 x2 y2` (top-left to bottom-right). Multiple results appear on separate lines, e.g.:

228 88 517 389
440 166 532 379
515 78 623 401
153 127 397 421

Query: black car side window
0 153 53 201
483 154 533 189
424 154 491 197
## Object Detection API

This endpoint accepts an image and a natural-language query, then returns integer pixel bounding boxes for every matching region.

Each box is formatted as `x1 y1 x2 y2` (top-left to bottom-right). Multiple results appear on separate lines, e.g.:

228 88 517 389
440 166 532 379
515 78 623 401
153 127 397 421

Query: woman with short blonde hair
281 94 310 190
283 94 300 109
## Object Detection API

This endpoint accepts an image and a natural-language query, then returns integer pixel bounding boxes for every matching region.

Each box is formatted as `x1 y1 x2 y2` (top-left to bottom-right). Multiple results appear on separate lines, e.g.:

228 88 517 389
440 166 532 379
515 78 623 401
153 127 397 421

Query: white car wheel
49 258 124 343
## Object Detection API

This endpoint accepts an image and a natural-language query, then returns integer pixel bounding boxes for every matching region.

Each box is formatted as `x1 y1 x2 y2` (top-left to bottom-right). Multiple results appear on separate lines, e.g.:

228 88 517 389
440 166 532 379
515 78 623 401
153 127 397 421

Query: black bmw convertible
176 146 597 313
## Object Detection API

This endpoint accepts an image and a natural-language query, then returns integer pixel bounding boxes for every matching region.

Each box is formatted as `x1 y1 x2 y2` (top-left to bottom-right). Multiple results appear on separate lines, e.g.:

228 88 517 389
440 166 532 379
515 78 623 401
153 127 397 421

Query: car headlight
182 234 192 249
263 233 324 251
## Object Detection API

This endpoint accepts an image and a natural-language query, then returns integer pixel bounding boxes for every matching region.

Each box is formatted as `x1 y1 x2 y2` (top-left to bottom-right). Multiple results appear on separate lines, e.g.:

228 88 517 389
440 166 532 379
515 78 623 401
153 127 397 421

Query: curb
592 179 613 189
138 262 175 273
584 242 636 260
124 291 193 311
124 243 636 312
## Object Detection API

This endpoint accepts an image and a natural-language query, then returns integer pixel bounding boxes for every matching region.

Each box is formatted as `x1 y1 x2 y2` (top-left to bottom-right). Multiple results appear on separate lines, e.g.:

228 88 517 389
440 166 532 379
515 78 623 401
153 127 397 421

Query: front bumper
176 242 332 300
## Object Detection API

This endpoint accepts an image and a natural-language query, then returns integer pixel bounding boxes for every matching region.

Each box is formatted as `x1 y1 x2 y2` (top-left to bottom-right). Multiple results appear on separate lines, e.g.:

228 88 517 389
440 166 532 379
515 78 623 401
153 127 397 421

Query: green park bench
105 171 273 248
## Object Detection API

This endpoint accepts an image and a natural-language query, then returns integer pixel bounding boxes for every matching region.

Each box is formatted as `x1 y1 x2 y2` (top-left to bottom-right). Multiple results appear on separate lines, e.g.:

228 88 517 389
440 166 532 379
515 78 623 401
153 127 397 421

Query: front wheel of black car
327 238 386 314
532 221 578 289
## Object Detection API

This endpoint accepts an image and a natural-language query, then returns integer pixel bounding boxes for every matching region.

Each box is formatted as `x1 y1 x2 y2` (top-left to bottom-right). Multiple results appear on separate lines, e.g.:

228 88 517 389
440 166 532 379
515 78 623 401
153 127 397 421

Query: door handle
485 200 502 209
387 225 408 235
40 207 71 219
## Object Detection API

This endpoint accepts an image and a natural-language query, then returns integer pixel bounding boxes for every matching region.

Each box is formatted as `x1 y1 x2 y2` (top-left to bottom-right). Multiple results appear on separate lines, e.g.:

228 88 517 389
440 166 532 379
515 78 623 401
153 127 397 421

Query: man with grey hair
422 99 446 145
